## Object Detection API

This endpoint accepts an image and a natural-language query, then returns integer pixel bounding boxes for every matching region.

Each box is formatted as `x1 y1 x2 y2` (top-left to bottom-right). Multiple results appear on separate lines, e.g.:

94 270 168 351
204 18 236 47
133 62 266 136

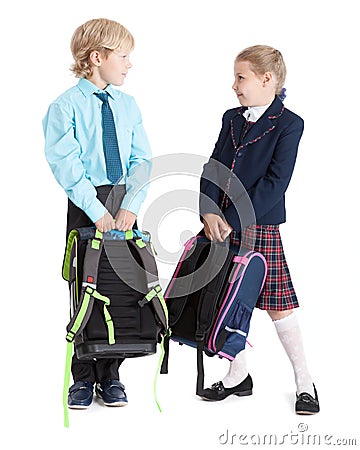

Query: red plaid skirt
229 225 299 311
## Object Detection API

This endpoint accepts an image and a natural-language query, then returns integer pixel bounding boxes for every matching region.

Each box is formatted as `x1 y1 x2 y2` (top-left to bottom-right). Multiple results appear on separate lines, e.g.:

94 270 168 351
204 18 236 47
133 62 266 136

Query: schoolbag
160 233 267 396
62 227 169 426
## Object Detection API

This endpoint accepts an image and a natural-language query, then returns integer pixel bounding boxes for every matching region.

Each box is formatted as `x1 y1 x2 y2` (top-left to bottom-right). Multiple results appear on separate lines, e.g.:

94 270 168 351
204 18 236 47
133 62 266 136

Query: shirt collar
77 78 115 99
243 102 272 122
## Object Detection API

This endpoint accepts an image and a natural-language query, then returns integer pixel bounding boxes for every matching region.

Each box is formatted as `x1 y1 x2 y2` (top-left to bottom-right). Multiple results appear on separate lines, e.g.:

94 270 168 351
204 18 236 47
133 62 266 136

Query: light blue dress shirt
43 78 152 222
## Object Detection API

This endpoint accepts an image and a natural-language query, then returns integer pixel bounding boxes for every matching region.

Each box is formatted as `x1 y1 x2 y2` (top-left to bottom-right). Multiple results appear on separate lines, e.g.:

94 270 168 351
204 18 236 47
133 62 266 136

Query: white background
1 0 359 448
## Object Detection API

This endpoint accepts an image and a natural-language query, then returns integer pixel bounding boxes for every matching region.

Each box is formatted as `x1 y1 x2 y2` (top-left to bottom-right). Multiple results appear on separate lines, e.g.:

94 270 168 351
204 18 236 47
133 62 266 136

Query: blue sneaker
68 381 94 409
95 379 128 407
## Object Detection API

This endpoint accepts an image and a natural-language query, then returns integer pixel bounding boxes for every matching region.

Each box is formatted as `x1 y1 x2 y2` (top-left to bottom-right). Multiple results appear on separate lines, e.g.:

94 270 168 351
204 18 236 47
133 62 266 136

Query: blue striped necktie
94 92 123 183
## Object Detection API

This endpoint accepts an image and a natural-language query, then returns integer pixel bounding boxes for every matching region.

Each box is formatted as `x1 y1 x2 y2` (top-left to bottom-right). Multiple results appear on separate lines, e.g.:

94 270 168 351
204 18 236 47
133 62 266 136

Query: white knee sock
222 350 248 388
273 313 315 396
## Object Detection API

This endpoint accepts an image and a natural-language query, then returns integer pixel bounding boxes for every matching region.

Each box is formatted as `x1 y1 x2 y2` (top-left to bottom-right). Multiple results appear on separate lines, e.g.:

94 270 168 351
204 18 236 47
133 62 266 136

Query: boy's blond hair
70 18 134 78
235 45 286 96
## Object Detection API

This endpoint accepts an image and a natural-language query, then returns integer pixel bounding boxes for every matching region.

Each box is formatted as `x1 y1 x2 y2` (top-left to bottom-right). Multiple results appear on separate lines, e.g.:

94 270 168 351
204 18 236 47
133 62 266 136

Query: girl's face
232 60 274 107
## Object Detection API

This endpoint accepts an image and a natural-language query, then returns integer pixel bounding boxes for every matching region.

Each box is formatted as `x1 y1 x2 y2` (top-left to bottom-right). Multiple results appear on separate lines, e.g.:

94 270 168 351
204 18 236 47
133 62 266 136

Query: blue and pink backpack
161 232 267 396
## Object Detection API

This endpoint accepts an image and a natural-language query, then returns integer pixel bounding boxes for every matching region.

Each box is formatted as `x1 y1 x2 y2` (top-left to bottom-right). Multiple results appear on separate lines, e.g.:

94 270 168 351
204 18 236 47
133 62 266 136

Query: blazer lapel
241 114 275 147
230 107 247 148
234 96 285 150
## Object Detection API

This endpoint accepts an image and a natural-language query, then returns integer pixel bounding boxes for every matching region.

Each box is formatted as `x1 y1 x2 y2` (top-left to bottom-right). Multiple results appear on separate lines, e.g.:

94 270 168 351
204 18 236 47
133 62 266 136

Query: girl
199 45 319 414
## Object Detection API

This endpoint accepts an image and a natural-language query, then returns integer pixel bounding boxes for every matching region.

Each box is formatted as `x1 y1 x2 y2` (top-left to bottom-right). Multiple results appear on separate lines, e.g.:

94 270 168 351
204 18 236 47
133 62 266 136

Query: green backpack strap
65 230 115 344
127 238 169 413
63 229 115 427
140 284 168 333
62 229 80 282
129 239 169 333
65 286 114 345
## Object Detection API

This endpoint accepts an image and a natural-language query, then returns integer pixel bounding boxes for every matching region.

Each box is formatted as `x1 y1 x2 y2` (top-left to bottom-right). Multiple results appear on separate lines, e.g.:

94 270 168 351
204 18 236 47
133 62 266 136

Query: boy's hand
203 213 233 242
95 212 115 233
115 209 137 231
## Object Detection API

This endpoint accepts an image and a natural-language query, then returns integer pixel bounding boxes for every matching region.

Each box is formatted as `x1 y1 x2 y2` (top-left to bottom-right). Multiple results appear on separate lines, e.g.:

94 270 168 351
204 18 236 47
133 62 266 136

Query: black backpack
161 233 267 396
62 227 169 425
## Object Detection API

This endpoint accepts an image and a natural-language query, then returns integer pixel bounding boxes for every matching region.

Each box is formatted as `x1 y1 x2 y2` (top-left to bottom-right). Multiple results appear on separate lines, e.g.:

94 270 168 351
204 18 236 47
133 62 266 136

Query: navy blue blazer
200 96 304 231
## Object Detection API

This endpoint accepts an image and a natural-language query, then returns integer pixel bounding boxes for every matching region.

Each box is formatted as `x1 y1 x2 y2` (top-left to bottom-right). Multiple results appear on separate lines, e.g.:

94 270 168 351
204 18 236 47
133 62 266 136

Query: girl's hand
115 209 137 231
203 213 233 242
95 212 115 233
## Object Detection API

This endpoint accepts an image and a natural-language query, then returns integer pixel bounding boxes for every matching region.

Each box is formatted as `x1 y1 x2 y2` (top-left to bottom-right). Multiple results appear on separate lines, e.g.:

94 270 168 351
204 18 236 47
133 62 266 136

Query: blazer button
237 152 243 157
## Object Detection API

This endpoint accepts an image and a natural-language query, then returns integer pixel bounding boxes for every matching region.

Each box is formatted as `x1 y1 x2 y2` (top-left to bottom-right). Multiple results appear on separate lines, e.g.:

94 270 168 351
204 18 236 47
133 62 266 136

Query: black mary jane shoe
199 374 253 401
295 384 320 415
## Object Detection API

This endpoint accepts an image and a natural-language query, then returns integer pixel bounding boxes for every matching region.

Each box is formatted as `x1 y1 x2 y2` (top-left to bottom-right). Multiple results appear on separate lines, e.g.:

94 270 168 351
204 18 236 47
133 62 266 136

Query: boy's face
232 60 274 107
89 48 133 89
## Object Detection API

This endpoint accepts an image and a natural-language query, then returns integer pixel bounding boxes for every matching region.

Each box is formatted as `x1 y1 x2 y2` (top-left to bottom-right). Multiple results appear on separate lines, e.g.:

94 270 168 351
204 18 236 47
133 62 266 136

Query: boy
43 18 152 409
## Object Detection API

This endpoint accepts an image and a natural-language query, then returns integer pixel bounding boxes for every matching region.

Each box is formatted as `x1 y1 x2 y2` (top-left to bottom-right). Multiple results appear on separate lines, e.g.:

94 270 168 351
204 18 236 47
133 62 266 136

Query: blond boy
43 18 152 408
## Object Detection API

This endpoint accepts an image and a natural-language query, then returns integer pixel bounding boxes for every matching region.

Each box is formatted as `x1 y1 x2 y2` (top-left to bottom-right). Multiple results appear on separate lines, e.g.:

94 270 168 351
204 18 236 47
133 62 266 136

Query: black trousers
66 185 131 383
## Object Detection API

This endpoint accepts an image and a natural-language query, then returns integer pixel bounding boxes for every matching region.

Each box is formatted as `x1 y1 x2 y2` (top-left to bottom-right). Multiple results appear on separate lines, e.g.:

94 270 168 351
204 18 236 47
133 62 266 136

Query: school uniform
200 96 304 311
43 78 151 382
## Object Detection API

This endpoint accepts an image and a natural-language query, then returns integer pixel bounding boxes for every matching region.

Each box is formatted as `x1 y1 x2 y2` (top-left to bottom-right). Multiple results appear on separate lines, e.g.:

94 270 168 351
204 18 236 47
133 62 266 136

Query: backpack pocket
219 302 253 359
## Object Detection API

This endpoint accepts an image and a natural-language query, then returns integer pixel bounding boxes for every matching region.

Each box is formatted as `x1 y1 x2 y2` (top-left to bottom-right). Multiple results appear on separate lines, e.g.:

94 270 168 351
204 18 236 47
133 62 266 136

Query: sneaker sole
67 404 90 410
103 401 128 407
96 392 128 407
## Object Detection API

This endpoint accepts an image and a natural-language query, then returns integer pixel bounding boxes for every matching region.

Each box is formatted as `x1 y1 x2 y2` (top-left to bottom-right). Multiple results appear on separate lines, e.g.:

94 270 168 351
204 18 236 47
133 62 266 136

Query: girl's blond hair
235 45 286 96
70 18 134 78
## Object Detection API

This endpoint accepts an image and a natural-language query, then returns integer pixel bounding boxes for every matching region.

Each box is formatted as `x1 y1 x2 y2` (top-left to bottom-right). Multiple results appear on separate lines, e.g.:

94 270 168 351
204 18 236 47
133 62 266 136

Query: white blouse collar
243 102 272 122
